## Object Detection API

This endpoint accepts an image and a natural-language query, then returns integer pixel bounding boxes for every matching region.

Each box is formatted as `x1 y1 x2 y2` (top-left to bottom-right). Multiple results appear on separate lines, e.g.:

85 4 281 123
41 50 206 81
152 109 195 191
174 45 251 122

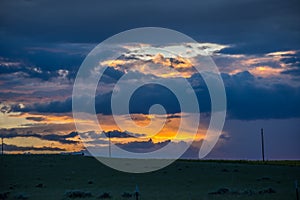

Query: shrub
0 191 9 200
14 193 29 200
98 192 111 199
121 192 132 198
65 190 92 198
208 188 230 195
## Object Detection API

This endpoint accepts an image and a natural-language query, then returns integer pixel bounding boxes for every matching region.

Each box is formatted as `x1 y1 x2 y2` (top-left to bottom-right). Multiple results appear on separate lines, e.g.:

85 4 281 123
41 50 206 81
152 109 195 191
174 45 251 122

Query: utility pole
261 128 265 162
108 132 111 158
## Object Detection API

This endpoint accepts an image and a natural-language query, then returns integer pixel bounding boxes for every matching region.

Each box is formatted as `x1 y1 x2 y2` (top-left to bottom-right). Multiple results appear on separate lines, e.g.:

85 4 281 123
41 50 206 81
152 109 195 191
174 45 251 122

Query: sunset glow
1 2 299 160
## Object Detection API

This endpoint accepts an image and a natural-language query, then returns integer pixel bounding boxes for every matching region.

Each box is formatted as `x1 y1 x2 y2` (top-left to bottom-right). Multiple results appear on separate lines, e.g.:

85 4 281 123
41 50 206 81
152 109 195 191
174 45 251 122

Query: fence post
296 180 299 200
135 185 139 200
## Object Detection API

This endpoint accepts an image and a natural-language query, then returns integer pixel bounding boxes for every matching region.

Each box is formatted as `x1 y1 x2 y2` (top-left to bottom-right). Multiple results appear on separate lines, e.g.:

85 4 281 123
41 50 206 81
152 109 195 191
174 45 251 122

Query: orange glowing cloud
99 53 195 78
97 113 206 143
100 59 129 68
249 66 284 77
227 50 299 77
152 53 193 69
3 111 207 154
266 50 297 56
9 112 75 125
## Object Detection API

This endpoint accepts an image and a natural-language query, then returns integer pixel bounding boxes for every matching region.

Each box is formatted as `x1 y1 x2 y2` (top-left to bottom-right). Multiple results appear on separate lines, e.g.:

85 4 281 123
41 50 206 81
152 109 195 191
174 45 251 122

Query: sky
0 0 300 160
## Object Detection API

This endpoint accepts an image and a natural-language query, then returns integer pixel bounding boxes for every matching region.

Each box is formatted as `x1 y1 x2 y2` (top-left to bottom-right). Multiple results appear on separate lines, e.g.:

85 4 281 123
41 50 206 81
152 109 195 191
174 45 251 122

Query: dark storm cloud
42 131 79 144
104 130 146 138
1 0 300 121
282 68 300 77
114 138 201 159
25 116 46 122
80 130 146 141
98 67 125 84
206 118 300 160
1 0 299 46
10 83 181 114
0 130 79 144
12 98 72 113
280 52 300 77
181 140 203 159
3 144 66 152
128 84 181 114
223 71 300 119
0 66 67 81
76 130 146 144
9 71 300 120
0 39 94 80
115 139 170 153
166 114 181 119
96 83 182 115
0 104 12 113
73 130 148 146
0 0 299 74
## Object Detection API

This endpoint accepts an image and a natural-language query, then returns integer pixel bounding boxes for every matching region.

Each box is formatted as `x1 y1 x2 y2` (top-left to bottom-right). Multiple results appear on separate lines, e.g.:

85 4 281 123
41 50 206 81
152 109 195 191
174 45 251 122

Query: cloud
282 67 300 77
0 130 79 144
115 139 171 153
0 60 75 81
206 118 300 160
128 84 181 114
104 130 146 138
78 130 148 147
280 51 300 77
166 114 181 119
101 54 195 78
0 1 299 121
98 67 125 84
25 116 46 122
0 0 299 84
222 71 300 119
0 0 299 160
41 132 79 144
0 57 23 74
0 104 12 113
10 82 183 115
7 69 300 120
0 42 92 80
3 144 66 152
12 98 72 113
191 71 300 119
112 138 204 159
180 139 203 159
1 0 299 47
248 66 284 77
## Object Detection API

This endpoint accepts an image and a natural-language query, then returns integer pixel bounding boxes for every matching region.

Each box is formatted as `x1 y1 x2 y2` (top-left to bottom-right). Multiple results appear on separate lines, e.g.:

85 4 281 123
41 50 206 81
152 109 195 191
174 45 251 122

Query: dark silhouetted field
1 155 300 199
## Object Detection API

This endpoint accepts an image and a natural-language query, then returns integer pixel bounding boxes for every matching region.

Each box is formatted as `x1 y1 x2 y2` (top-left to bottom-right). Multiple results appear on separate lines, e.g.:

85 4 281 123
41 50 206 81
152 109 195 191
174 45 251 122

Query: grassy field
1 155 300 200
